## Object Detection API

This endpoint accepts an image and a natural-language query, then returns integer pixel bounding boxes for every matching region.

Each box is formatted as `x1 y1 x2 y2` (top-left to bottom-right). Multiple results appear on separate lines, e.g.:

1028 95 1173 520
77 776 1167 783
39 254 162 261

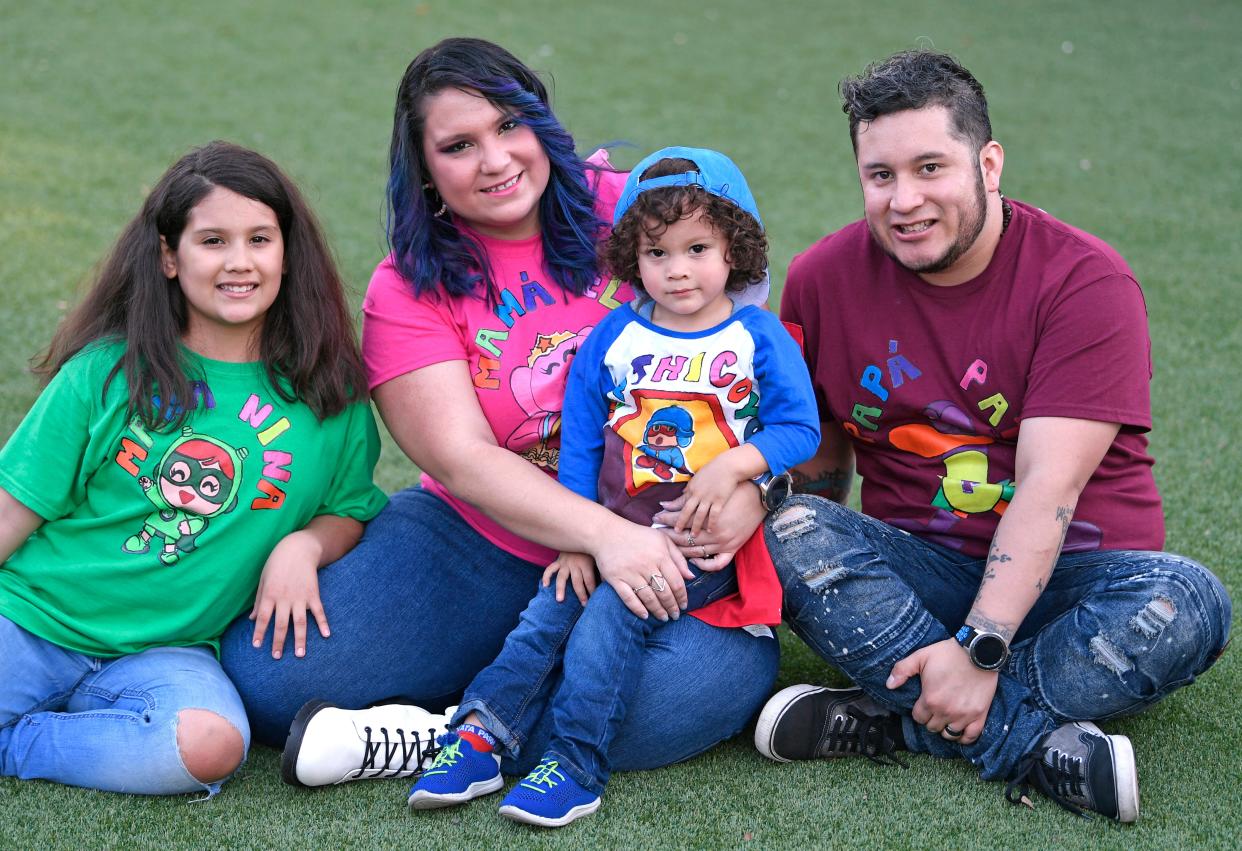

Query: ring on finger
686 532 696 547
942 724 964 739
649 572 667 593
632 583 650 593
700 546 709 560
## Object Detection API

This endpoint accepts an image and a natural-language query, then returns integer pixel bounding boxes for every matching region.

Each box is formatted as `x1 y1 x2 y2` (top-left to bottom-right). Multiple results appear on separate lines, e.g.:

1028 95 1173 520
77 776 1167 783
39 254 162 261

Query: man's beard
873 171 988 275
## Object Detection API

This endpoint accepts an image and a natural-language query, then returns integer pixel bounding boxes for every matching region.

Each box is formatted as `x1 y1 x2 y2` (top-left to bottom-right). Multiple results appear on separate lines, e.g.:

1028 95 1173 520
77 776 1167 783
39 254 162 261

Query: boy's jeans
0 615 250 795
764 496 1231 779
456 563 740 795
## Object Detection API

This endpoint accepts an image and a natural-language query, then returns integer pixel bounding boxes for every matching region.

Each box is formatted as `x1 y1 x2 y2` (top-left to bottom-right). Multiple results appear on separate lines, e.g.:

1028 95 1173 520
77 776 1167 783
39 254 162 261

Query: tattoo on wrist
791 468 850 502
966 614 1015 643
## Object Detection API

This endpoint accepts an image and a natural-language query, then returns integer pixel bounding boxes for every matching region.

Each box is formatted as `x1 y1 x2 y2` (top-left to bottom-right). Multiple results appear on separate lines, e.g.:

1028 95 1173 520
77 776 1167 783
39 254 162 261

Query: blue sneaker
406 733 503 809
497 757 601 827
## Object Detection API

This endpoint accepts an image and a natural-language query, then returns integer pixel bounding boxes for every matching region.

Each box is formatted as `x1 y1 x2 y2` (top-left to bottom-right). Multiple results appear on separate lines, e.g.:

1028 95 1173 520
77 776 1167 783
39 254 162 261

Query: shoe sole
407 774 504 810
1080 722 1140 823
498 797 601 827
754 684 828 763
281 698 334 787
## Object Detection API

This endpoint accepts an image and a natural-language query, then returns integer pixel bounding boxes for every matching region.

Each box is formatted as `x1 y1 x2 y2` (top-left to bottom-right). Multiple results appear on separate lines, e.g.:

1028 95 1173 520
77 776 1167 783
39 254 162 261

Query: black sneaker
1005 721 1139 823
754 685 906 766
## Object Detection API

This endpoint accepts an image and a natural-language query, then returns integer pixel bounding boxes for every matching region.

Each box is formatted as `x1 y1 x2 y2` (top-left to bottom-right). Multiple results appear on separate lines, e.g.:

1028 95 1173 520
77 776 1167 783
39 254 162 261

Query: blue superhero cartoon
634 405 694 481
122 428 248 565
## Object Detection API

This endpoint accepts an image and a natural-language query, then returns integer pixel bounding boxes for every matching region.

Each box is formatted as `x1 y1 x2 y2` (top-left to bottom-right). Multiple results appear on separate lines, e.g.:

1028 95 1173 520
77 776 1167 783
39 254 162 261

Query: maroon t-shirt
781 200 1164 557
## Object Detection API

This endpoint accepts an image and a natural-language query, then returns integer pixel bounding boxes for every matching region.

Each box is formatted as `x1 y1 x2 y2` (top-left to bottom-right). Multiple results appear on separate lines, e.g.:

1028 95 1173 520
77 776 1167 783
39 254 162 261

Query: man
757 50 1230 823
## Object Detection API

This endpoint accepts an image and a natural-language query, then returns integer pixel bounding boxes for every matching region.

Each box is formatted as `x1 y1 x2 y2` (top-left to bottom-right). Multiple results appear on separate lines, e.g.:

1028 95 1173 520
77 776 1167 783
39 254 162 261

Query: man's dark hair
840 50 992 153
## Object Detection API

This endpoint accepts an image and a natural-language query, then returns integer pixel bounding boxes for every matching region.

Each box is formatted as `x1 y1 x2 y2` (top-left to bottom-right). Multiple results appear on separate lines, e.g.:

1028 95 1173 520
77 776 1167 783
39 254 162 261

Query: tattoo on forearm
973 540 1012 610
1054 504 1073 552
791 467 851 503
986 544 1012 568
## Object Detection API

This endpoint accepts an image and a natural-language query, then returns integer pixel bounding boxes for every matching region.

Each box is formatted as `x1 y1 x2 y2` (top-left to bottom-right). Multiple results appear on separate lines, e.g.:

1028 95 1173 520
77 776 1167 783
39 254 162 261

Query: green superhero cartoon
121 428 248 565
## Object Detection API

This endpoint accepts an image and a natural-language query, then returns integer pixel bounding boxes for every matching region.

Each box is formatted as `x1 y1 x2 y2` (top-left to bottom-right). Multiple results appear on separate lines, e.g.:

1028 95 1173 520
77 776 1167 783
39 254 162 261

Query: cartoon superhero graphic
635 405 694 481
505 327 591 469
122 429 248 565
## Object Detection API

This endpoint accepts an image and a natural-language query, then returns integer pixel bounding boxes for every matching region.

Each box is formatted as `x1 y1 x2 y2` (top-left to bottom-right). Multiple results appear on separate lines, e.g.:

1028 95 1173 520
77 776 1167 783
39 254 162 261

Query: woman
219 37 778 784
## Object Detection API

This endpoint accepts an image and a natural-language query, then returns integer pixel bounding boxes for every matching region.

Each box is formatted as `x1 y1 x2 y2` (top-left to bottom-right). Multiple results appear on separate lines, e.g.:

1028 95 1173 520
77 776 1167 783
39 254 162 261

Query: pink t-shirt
362 158 632 564
782 199 1163 558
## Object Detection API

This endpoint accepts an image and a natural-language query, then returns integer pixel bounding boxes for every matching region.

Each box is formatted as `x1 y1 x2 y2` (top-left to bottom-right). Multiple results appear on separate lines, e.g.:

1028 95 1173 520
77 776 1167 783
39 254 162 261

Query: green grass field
2 0 1239 847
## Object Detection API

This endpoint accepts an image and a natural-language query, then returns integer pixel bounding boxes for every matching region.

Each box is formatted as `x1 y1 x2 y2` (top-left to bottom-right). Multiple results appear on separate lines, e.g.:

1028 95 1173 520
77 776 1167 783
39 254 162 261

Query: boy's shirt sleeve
557 311 626 504
745 311 822 475
313 400 388 522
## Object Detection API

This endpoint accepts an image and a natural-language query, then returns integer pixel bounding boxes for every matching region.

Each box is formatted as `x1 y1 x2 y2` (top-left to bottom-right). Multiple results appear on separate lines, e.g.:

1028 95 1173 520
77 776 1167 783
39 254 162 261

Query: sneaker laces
822 708 907 767
1005 746 1090 818
422 736 464 775
518 759 566 794
357 724 441 779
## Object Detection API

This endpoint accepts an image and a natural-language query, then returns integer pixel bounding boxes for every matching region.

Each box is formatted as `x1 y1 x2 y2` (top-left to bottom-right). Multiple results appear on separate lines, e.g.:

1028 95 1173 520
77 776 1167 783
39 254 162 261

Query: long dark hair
386 37 603 301
36 141 368 428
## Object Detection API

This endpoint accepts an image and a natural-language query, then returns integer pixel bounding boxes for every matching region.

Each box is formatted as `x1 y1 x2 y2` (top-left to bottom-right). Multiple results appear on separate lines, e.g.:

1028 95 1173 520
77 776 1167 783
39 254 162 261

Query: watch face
765 473 792 510
972 634 1008 669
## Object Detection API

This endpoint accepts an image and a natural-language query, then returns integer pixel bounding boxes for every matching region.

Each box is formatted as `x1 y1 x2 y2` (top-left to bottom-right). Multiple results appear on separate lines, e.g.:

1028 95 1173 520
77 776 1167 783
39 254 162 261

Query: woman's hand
591 519 691 621
653 479 765 570
542 551 598 605
250 530 328 660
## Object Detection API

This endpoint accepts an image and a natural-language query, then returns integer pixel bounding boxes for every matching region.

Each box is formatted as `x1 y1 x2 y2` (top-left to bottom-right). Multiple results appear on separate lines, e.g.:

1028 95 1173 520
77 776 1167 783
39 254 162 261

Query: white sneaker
281 699 456 787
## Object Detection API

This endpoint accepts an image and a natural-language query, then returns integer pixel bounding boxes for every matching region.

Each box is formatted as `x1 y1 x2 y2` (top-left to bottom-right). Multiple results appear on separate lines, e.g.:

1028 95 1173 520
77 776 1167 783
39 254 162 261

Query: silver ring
632 583 650 593
943 725 964 739
700 546 709 560
649 573 667 593
686 532 696 547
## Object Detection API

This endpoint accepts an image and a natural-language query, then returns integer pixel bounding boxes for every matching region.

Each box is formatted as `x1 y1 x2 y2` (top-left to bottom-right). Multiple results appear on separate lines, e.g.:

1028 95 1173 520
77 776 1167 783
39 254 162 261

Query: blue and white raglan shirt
559 301 820 525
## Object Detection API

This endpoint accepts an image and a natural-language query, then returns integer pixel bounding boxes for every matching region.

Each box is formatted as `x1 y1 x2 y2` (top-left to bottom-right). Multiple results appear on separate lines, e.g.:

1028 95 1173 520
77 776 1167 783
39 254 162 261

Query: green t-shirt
0 342 388 657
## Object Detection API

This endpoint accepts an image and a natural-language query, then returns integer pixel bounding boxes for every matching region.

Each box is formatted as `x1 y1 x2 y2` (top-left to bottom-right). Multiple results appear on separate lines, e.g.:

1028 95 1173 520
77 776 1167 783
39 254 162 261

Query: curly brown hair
602 157 767 294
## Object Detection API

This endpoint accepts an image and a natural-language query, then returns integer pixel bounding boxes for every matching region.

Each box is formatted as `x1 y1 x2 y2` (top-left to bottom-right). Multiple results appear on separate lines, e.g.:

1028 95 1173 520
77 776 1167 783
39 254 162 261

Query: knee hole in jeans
176 709 245 782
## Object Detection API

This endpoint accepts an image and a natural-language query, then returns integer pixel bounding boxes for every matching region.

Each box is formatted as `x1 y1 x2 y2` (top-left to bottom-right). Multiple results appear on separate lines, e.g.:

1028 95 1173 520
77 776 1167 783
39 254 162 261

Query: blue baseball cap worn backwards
613 146 763 228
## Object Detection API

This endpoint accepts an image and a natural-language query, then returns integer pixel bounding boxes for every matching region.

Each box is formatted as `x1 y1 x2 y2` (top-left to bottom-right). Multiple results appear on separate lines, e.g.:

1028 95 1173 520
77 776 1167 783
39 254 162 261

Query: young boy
406 147 819 827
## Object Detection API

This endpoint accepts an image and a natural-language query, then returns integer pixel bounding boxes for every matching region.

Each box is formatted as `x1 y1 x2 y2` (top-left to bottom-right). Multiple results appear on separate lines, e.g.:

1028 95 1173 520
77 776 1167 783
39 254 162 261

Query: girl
0 141 387 796
233 39 781 797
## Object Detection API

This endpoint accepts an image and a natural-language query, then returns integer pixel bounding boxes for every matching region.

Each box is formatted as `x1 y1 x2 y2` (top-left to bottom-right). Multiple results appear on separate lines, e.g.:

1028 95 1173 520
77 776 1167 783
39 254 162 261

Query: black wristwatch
954 624 1010 671
754 471 793 512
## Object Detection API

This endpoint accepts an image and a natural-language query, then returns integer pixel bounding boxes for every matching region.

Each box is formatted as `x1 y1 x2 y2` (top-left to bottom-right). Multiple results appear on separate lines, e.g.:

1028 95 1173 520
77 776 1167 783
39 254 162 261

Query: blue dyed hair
387 38 604 301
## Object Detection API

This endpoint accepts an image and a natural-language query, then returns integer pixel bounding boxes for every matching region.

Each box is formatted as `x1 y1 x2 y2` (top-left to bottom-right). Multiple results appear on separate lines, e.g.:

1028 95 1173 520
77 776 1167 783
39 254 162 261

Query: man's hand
887 638 998 745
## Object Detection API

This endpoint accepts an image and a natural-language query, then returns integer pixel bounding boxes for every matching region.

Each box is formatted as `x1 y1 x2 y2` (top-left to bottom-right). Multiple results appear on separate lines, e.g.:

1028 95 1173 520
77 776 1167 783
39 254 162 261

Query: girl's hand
592 521 691 620
675 455 746 538
654 480 766 571
542 551 598 605
250 531 329 659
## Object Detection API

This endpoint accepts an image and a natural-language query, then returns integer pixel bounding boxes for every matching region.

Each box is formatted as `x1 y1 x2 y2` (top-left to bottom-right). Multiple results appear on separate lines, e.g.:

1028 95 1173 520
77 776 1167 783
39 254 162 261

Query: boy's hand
676 454 746 537
250 531 329 659
542 551 598 605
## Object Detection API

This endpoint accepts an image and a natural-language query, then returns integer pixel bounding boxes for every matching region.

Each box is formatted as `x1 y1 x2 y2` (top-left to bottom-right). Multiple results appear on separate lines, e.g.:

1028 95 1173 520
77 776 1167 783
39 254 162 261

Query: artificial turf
1 0 1239 847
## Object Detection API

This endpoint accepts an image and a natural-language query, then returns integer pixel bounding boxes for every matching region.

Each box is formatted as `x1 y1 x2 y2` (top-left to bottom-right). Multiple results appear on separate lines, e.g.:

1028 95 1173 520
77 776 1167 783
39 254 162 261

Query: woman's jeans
0 615 250 795
765 496 1231 780
219 487 779 776
457 561 740 795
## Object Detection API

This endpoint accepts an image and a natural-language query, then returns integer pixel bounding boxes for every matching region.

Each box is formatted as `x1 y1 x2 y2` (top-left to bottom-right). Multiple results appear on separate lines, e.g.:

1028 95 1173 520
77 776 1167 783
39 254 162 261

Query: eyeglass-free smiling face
419 87 552 240
856 104 1004 286
160 186 284 361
